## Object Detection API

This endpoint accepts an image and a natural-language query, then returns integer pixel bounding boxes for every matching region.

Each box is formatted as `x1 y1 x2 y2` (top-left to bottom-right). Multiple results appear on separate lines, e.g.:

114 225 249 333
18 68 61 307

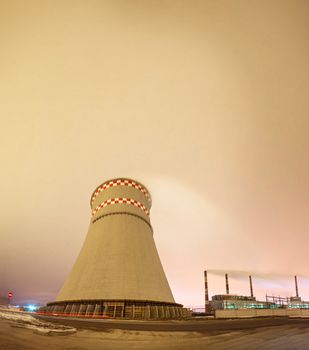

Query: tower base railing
38 299 191 320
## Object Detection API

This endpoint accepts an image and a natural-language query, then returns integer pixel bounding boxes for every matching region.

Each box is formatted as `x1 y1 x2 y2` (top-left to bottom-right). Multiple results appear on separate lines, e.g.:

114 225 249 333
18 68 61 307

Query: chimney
225 273 229 294
295 275 299 297
204 270 209 302
249 275 254 297
204 270 210 313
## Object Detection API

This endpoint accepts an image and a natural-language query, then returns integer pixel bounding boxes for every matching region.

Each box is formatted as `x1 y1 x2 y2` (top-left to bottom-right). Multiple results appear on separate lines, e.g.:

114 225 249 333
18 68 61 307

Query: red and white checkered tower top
90 178 152 223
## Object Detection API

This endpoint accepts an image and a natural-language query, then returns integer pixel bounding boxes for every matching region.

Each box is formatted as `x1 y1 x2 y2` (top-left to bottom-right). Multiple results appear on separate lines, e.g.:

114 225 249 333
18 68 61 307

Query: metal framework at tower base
38 299 191 320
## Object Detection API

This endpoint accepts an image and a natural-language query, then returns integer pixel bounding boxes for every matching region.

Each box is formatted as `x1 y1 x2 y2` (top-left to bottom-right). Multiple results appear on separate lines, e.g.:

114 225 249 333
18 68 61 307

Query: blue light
26 304 38 312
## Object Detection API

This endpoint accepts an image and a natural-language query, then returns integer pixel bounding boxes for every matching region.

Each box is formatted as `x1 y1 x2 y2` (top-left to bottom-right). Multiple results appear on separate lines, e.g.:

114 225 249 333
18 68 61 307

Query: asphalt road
34 315 309 333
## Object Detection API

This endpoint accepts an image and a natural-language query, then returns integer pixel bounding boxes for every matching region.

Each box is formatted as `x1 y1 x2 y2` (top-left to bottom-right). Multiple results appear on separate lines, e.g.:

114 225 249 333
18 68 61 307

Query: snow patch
0 309 76 335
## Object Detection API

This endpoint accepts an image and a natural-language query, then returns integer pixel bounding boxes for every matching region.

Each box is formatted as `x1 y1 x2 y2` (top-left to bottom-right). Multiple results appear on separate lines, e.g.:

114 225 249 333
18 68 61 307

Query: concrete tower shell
45 178 187 319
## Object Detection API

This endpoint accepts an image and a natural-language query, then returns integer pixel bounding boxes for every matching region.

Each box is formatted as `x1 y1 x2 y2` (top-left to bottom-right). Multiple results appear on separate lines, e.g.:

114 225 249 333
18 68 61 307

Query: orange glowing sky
0 0 308 306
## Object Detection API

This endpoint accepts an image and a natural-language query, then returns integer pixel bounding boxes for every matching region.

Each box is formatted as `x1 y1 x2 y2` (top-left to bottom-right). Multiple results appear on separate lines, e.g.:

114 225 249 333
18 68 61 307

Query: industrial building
209 273 270 311
40 178 189 319
203 271 309 318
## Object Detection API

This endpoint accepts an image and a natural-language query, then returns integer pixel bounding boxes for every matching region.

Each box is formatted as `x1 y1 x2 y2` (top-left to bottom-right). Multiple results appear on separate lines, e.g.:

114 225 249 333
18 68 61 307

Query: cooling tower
44 178 188 319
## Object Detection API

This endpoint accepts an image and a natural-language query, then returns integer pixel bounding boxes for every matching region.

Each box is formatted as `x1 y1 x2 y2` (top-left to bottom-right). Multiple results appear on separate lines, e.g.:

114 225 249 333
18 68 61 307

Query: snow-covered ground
0 308 76 335
1 307 309 349
1 316 309 350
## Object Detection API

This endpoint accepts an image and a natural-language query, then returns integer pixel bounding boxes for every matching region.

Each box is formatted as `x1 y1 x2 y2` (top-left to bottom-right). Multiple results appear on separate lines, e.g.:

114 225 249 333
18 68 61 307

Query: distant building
204 272 309 314
211 294 270 310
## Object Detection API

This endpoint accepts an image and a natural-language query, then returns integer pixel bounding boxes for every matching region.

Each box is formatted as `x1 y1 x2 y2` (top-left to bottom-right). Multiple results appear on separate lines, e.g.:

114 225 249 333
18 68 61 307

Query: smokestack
295 275 299 297
225 273 229 294
204 270 209 302
249 275 254 297
204 270 210 313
